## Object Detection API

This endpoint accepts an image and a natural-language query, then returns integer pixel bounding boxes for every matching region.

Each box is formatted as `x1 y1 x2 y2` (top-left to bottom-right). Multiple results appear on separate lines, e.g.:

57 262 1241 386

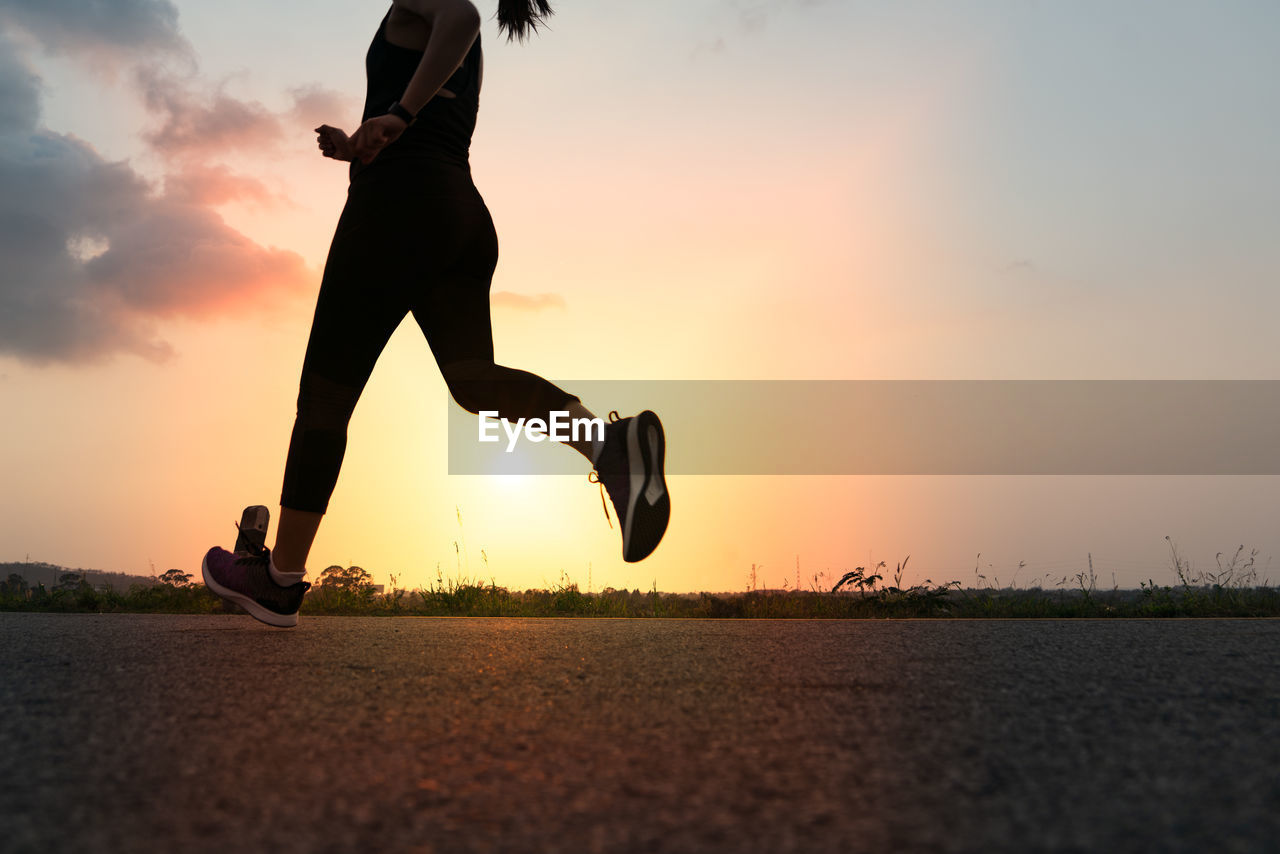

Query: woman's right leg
272 507 323 577
275 187 408 574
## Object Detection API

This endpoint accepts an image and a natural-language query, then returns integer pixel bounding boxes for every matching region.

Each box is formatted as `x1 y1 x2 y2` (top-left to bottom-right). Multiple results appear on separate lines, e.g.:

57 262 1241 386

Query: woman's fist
350 114 409 164
315 125 354 162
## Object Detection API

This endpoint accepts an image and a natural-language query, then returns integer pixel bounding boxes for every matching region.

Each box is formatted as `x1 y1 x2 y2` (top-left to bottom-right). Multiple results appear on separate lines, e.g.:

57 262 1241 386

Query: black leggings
280 162 576 514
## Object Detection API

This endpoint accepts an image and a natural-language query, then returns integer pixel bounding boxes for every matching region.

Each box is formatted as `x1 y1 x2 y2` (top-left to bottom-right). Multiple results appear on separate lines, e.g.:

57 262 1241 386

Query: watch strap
387 101 416 126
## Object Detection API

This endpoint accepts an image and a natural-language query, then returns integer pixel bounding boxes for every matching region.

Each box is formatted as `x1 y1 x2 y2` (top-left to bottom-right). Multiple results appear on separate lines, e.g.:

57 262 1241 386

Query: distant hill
0 562 157 591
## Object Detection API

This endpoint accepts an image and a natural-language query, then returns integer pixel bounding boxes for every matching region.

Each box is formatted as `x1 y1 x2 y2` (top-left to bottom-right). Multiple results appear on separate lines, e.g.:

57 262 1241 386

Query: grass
4 540 1277 619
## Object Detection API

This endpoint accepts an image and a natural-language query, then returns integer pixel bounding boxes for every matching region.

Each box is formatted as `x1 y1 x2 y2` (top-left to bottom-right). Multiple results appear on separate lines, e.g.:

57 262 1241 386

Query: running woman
201 0 669 628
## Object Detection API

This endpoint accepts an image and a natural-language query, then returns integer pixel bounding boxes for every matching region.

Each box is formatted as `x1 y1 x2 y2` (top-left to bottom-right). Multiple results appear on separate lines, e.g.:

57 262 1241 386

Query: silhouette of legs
275 165 583 574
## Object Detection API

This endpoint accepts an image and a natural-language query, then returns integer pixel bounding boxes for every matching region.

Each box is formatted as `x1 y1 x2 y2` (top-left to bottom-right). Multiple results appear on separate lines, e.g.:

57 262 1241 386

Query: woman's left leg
406 188 597 462
407 185 670 561
410 271 597 463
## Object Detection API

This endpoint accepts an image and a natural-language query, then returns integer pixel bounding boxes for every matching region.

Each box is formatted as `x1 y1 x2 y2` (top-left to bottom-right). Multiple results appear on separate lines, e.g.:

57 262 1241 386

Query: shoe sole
201 554 300 628
622 410 670 562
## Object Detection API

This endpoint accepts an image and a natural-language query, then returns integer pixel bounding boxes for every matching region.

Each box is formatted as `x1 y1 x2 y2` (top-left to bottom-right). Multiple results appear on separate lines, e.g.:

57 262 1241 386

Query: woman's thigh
309 169 500 378
407 189 500 367
298 190 409 390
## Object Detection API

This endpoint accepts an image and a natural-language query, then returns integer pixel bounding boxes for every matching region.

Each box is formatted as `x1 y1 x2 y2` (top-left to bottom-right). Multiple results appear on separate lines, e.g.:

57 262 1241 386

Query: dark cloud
0 0 349 162
0 36 309 366
0 38 38 131
0 4 357 366
491 292 566 312
0 0 186 55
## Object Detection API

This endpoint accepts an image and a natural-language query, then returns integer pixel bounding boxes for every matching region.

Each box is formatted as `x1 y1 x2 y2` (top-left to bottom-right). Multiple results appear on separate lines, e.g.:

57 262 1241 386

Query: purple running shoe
201 542 309 628
591 409 670 563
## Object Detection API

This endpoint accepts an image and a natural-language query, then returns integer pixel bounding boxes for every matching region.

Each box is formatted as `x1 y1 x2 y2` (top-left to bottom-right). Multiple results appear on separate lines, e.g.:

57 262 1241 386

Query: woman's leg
275 187 409 573
562 399 603 461
412 292 596 463
407 190 596 462
273 507 323 575
407 189 668 562
436 356 597 460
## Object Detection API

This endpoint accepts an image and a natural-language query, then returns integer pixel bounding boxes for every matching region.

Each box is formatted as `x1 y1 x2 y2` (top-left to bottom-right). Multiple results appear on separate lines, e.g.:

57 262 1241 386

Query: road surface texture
2 614 1277 853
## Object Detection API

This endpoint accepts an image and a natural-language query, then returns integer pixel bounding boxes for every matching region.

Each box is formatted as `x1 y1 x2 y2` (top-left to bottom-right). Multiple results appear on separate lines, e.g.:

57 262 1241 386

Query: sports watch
386 101 416 126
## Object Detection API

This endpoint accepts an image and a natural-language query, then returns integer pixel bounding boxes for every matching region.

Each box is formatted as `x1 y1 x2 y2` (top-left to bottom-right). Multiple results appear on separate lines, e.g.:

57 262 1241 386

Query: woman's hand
315 125 354 162
350 114 409 164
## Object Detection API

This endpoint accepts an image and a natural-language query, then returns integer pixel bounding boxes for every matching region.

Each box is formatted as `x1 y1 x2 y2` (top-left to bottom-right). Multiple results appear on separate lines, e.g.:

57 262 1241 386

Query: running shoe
233 505 270 555
201 542 309 628
591 410 670 562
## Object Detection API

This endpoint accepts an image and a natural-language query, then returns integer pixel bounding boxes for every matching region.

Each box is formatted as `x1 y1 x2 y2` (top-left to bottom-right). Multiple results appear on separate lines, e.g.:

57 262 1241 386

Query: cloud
491 292 567 312
83 197 308 317
0 0 187 56
2 0 352 161
0 37 38 130
136 68 354 160
288 84 354 128
0 2 357 366
136 65 281 158
162 163 283 207
0 37 309 366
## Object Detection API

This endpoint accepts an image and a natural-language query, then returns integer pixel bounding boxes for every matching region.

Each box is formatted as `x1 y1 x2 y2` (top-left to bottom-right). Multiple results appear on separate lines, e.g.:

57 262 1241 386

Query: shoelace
232 520 271 566
588 411 625 528
588 471 612 528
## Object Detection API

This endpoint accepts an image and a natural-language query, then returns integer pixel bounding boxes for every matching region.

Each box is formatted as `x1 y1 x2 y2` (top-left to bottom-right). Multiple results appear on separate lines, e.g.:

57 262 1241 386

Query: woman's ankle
269 559 307 585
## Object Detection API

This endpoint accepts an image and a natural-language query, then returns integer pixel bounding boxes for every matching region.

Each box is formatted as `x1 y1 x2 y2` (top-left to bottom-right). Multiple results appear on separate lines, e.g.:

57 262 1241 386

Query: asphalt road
2 614 1277 853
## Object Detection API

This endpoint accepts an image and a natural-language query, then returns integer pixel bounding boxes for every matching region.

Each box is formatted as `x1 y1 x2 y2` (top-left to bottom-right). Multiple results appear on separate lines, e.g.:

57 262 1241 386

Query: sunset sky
2 0 1278 593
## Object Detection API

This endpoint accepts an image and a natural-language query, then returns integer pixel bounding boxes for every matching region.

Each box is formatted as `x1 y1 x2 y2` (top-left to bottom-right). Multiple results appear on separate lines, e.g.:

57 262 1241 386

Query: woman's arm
395 0 481 113
350 0 482 163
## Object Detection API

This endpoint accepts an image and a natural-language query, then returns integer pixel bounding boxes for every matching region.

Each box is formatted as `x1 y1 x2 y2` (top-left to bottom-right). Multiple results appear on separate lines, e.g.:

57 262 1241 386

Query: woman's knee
441 358 504 415
295 372 362 429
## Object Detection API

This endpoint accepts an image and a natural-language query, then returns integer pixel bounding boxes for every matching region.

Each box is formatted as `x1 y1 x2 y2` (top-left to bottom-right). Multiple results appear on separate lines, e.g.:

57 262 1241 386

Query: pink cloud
163 163 283 208
491 291 567 312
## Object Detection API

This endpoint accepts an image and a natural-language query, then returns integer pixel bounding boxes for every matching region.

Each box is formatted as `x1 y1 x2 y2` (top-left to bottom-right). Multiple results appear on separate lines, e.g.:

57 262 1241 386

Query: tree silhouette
2 573 28 597
319 565 374 593
158 569 193 588
55 572 83 592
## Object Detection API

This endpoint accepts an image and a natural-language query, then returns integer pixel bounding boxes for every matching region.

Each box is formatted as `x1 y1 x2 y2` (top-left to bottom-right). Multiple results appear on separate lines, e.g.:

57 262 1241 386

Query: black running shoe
591 410 670 562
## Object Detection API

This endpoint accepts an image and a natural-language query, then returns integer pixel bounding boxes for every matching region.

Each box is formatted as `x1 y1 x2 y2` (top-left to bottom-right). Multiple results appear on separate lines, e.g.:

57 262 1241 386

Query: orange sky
2 1 1279 592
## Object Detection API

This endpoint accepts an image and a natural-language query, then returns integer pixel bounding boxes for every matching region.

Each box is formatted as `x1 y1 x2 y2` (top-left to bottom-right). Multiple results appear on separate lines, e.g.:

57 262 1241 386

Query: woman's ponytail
496 0 554 42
